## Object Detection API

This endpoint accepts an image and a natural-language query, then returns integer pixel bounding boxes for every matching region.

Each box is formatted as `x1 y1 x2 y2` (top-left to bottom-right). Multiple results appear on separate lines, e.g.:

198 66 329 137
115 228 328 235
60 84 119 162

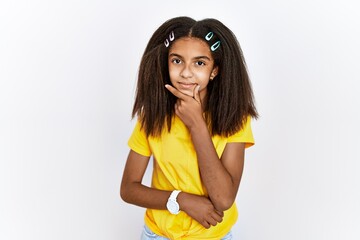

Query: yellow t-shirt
128 116 254 239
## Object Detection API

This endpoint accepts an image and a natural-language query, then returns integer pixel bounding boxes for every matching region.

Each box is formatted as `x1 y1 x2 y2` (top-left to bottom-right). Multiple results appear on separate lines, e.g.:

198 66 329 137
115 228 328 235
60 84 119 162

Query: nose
180 64 193 78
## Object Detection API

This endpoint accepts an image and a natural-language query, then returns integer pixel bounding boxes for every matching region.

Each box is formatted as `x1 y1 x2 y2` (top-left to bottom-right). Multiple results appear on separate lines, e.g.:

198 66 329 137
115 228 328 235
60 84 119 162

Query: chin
179 90 194 97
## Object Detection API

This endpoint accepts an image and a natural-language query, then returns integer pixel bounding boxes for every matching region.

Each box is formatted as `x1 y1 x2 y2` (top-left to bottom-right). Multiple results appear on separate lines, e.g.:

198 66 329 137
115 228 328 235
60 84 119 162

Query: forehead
169 37 212 58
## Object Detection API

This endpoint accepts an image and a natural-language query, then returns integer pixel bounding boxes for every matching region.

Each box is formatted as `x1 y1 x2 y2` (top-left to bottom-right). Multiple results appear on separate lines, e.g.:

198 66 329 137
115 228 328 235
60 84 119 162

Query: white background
1 0 359 239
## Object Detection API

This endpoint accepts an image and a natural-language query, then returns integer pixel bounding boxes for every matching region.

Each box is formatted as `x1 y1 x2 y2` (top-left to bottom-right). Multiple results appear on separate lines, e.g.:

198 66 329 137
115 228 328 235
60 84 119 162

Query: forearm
120 182 220 222
189 122 236 211
120 182 171 210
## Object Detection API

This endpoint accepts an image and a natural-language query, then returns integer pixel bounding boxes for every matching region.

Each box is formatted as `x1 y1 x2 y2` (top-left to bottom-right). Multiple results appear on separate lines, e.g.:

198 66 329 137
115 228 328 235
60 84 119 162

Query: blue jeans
141 225 233 240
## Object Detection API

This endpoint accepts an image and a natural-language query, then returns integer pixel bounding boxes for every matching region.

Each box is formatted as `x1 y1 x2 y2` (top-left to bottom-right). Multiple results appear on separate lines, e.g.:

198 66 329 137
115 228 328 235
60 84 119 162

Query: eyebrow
169 53 212 61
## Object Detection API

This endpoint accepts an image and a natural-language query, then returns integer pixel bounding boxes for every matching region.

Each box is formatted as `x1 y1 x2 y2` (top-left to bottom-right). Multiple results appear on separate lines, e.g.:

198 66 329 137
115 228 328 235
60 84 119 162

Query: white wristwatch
166 190 181 214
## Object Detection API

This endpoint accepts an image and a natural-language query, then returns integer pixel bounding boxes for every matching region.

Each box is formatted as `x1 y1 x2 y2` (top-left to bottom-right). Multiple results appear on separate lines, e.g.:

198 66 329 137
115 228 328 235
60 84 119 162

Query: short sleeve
127 121 152 157
227 116 255 148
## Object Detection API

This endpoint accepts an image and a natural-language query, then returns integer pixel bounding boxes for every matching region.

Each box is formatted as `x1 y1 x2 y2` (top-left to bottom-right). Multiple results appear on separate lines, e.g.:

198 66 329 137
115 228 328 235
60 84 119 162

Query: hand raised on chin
165 84 205 130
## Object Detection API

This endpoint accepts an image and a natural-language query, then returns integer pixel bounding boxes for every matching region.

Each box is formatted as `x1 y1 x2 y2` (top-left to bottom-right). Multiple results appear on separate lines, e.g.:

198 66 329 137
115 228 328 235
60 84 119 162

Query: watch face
167 200 179 214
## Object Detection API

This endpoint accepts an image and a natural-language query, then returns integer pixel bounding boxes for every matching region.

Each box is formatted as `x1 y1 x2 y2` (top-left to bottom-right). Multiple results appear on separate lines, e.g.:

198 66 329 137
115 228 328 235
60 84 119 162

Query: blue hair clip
211 41 221 51
205 32 214 41
205 31 221 51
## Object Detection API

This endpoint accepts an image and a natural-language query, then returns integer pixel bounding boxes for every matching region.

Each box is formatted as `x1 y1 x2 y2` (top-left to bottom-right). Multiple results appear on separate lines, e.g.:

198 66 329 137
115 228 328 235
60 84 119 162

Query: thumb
193 85 201 103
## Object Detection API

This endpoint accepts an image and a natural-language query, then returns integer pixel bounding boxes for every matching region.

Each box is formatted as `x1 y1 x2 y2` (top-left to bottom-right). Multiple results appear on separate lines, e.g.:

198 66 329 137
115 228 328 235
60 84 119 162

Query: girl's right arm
120 150 223 228
120 150 170 209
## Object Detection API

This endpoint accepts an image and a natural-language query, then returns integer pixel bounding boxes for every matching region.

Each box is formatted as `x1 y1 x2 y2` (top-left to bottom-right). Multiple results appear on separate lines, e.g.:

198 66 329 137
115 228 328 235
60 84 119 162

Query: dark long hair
132 16 258 137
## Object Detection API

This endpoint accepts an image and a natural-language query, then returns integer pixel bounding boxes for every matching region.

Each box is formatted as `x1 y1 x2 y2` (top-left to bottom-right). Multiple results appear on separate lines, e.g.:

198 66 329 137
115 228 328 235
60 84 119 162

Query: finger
165 84 187 100
211 212 223 223
215 210 224 217
207 217 218 227
193 85 201 103
202 221 211 229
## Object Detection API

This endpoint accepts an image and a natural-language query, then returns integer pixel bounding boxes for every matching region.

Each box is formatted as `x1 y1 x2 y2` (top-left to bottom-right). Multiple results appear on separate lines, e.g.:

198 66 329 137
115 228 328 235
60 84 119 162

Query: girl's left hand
165 84 205 130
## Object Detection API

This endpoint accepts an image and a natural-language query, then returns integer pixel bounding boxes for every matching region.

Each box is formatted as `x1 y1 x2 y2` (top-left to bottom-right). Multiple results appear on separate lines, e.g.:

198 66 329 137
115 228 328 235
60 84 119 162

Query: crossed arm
120 85 245 228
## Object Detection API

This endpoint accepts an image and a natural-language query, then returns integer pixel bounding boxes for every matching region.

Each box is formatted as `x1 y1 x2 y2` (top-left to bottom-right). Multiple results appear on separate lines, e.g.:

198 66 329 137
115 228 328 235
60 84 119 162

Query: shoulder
128 120 152 157
226 116 255 148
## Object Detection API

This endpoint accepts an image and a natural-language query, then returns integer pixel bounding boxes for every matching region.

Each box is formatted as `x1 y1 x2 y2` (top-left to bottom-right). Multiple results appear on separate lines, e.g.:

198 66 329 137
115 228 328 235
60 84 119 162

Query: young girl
120 16 258 240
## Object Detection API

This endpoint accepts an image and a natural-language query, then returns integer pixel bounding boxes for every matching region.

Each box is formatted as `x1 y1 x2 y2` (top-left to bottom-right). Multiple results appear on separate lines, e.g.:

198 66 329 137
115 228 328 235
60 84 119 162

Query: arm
120 150 170 209
191 125 245 211
120 150 224 228
165 84 245 211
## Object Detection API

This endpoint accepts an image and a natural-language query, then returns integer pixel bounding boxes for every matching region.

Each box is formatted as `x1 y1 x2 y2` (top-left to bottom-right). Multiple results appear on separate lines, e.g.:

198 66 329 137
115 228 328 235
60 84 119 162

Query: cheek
196 71 211 84
168 67 176 82
168 72 177 84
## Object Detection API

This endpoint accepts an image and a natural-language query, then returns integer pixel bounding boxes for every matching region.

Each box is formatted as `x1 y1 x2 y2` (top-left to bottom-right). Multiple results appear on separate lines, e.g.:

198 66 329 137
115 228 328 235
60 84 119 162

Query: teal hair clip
205 32 214 41
211 41 221 51
205 31 221 51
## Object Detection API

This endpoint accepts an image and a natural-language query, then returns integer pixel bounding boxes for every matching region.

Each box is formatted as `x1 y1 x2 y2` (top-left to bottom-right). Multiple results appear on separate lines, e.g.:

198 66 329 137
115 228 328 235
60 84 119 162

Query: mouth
178 82 196 89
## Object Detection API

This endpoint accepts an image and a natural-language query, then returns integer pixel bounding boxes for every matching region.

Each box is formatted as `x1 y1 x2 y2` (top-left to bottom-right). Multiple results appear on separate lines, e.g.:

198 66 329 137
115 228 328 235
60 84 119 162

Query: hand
165 84 205 130
178 192 224 229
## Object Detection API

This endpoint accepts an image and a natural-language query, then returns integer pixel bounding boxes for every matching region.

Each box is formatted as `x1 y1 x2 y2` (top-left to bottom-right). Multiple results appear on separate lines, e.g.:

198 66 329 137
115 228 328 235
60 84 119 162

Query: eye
171 58 182 64
195 61 206 66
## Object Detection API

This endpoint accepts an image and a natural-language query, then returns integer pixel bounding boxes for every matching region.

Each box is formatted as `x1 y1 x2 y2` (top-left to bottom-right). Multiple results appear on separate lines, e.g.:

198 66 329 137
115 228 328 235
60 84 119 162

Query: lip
178 82 196 89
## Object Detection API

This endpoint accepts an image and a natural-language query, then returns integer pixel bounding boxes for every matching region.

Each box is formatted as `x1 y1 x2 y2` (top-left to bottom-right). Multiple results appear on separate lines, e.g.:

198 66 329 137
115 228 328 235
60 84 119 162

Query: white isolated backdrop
1 0 359 239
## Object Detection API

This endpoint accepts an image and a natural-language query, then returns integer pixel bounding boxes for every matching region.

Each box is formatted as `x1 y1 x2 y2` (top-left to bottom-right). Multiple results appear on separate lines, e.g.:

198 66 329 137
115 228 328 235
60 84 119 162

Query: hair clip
205 32 214 41
164 31 175 48
205 31 221 51
211 41 221 51
169 31 174 41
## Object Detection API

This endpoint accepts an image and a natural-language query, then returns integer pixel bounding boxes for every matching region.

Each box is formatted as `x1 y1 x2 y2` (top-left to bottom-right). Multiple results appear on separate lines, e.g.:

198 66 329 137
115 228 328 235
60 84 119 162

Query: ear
210 66 219 80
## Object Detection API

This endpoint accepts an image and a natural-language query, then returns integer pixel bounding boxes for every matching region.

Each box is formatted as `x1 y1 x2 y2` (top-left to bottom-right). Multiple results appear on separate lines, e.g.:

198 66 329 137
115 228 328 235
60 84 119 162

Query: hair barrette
205 31 221 52
211 41 221 51
205 32 214 41
164 31 175 47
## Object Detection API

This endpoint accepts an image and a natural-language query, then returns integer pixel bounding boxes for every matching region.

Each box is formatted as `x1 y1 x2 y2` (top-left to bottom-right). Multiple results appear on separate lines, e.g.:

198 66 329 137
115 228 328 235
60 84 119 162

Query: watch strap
169 190 181 201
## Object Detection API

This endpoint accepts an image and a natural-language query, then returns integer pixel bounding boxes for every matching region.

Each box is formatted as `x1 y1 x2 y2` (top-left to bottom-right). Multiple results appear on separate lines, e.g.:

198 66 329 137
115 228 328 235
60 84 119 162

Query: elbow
212 197 235 212
120 184 131 203
119 187 126 202
120 180 142 204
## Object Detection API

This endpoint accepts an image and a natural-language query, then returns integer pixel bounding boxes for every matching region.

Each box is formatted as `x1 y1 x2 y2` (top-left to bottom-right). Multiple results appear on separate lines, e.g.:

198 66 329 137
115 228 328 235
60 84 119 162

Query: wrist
166 190 181 214
177 192 189 212
188 118 207 134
